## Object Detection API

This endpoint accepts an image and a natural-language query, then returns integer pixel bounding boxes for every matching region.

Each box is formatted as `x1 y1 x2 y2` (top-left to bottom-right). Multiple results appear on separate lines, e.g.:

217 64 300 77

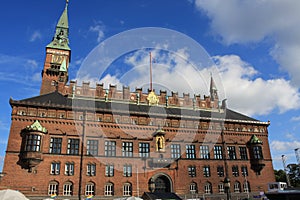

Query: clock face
51 54 64 64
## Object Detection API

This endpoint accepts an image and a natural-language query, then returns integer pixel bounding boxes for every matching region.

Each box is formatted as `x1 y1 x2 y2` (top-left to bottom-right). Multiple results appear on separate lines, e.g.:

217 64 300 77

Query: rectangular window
105 164 114 177
87 163 96 176
227 146 237 160
232 165 239 177
122 142 133 157
203 166 211 177
64 163 74 176
123 164 132 177
214 146 223 159
186 145 196 159
49 137 62 154
25 134 41 152
105 141 116 157
188 166 196 177
253 146 263 159
139 143 150 157
200 145 210 159
241 166 248 176
87 140 98 156
67 139 79 155
239 147 248 160
217 166 224 177
171 144 181 159
50 162 60 175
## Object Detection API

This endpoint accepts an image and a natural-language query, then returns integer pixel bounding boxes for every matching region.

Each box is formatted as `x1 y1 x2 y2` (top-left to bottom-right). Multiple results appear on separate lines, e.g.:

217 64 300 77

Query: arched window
48 181 59 196
104 182 114 196
204 182 212 194
243 181 251 193
218 182 224 194
234 181 241 193
85 182 95 196
190 182 197 194
123 182 132 196
63 181 73 196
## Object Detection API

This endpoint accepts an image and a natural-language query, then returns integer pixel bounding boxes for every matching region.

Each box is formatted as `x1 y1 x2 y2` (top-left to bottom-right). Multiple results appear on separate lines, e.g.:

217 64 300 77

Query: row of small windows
187 165 248 178
189 181 250 195
44 138 263 160
48 181 132 197
47 181 250 197
17 110 265 133
50 162 132 177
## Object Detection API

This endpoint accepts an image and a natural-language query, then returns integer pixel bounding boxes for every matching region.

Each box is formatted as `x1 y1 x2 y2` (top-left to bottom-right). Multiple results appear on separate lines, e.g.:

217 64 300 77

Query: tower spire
210 74 218 101
46 0 70 50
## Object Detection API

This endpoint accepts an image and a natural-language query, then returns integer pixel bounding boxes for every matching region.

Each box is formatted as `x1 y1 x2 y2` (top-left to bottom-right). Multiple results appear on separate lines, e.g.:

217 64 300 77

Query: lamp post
224 177 231 200
149 178 155 193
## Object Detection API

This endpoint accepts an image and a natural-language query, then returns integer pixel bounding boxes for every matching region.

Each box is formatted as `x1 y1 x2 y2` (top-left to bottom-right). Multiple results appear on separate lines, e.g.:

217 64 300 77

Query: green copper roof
25 120 48 133
46 1 70 50
250 135 263 144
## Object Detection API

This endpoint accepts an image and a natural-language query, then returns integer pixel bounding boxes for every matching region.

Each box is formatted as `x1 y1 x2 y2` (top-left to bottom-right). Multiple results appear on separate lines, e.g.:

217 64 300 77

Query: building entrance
154 175 171 193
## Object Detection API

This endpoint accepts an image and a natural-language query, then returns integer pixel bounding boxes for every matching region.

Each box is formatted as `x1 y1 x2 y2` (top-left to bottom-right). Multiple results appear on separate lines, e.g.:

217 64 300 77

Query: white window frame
87 163 96 176
190 183 197 194
85 182 95 196
63 182 73 196
48 181 58 196
218 183 224 194
234 182 241 193
204 182 212 194
64 163 74 176
123 183 132 196
50 162 60 175
104 183 114 196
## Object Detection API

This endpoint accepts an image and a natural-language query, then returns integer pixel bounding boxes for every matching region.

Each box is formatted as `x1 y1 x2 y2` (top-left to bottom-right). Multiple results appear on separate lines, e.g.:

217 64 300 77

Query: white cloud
89 21 105 43
30 30 42 42
215 55 300 116
194 0 300 85
291 116 300 122
271 140 300 152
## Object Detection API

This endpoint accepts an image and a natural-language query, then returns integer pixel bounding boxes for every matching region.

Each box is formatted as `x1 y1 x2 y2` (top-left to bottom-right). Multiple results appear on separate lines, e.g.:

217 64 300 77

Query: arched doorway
150 174 172 193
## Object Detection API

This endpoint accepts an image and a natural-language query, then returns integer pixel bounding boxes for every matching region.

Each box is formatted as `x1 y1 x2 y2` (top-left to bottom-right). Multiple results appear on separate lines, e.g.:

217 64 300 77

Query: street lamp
148 178 155 193
224 177 231 200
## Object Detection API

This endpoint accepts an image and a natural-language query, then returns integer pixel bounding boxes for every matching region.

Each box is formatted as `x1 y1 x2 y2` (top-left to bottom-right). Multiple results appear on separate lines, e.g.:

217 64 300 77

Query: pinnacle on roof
46 0 70 50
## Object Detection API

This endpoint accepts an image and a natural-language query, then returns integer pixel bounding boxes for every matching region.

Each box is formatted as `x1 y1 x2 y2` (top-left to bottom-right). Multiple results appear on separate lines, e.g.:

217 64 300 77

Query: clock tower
40 0 71 95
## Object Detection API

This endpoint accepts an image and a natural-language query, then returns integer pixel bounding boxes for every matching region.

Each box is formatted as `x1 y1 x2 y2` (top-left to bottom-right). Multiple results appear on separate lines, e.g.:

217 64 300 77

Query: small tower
40 0 71 95
210 75 219 108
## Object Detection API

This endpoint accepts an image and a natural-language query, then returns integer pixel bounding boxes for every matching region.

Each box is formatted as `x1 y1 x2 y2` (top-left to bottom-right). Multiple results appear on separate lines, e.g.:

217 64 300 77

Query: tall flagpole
149 52 153 91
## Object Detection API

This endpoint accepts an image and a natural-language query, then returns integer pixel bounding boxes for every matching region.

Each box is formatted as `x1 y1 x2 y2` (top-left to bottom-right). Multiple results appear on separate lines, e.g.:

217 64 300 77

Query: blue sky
1 0 300 170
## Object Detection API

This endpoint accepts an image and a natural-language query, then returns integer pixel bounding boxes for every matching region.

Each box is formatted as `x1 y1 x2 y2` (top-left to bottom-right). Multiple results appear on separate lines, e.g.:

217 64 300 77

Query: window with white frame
105 141 116 157
227 146 237 160
171 144 181 159
214 146 223 159
139 143 150 157
204 182 212 194
25 134 41 152
48 181 58 196
85 182 95 196
105 164 114 177
49 137 62 154
188 166 196 177
186 145 196 159
203 165 210 177
200 145 210 159
67 138 79 155
64 162 74 176
63 182 73 196
50 162 60 175
123 164 132 177
190 182 197 194
218 182 224 194
234 181 241 193
87 163 96 176
122 142 133 157
241 166 248 176
104 183 114 196
243 181 250 193
123 183 132 196
87 140 98 156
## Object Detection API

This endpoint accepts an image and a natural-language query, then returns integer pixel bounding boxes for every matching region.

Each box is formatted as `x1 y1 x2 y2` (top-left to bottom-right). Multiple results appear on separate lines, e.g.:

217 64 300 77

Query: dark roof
10 91 263 123
142 192 182 200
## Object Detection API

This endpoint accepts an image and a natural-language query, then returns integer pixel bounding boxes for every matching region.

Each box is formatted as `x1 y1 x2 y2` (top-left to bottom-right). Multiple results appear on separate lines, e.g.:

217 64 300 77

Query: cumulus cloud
271 140 300 152
89 21 105 43
194 0 300 85
30 30 42 42
215 55 300 115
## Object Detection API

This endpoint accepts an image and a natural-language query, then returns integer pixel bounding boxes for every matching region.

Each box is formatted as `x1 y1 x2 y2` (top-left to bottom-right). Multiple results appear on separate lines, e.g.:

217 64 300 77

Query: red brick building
0 1 275 199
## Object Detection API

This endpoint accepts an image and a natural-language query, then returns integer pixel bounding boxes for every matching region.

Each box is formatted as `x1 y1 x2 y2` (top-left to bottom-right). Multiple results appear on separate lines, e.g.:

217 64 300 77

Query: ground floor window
243 181 250 193
234 181 241 193
48 181 58 196
63 182 73 196
85 182 95 196
190 182 197 194
218 182 224 194
104 183 114 196
123 183 132 196
204 182 212 194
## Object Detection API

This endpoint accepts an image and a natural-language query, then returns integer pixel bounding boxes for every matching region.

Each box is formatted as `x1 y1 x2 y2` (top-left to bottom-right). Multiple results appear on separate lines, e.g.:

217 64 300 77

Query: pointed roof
25 120 48 133
250 135 263 144
46 0 70 50
60 58 67 72
210 75 217 93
